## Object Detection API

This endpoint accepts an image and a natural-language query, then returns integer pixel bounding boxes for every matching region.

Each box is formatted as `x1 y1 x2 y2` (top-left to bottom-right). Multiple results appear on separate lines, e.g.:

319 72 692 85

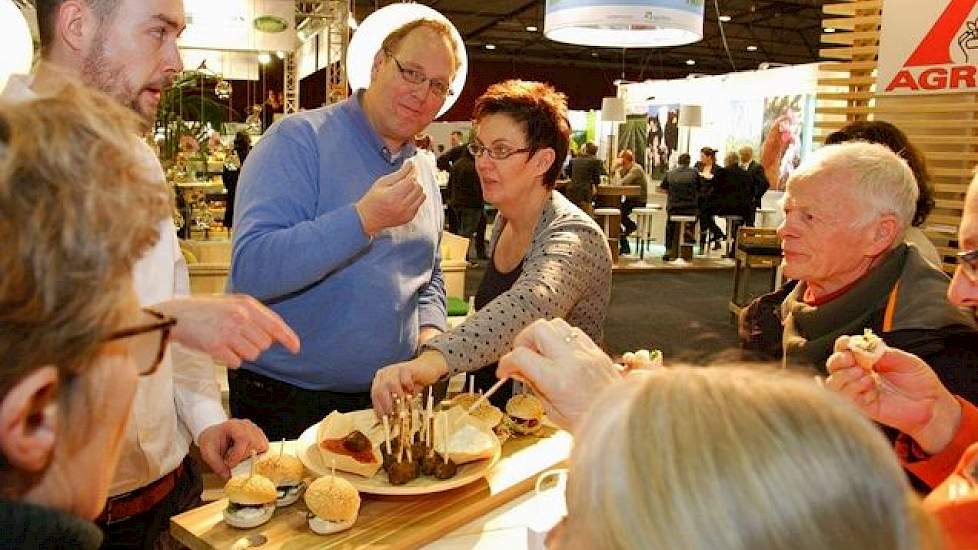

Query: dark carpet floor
463 264 775 364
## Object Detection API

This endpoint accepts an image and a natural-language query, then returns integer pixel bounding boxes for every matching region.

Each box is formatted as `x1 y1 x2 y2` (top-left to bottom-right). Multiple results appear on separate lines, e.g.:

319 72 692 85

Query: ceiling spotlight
276 50 285 59
485 43 496 50
747 45 758 51
258 52 272 64
526 25 538 32
824 27 836 33
686 59 696 66
718 15 732 22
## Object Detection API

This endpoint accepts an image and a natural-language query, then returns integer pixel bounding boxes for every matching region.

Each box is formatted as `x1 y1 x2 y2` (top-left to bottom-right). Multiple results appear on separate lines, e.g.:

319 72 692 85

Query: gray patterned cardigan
425 191 613 376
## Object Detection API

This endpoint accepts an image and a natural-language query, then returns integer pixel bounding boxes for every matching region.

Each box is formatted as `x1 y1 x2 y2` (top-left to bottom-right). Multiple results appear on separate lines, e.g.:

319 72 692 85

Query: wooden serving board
170 427 571 550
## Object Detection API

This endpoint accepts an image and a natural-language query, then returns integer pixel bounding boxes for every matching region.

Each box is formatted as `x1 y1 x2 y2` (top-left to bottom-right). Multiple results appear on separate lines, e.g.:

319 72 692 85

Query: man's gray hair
792 142 918 230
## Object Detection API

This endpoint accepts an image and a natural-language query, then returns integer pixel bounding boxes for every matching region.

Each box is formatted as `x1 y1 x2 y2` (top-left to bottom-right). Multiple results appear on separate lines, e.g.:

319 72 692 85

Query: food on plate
222 474 277 529
432 457 458 480
621 348 663 371
317 411 384 478
504 394 544 436
432 421 497 464
449 392 481 411
387 458 421 486
305 475 361 535
254 452 306 507
848 328 886 371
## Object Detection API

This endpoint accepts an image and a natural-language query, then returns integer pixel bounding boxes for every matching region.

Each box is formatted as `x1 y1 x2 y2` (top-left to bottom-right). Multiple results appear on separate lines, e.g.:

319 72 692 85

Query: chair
667 214 698 261
594 207 622 263
632 207 659 259
729 227 782 318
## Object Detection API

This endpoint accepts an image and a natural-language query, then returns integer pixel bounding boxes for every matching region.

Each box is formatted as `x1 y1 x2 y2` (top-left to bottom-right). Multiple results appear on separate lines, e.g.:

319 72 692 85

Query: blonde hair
381 18 461 73
564 366 938 550
0 82 169 397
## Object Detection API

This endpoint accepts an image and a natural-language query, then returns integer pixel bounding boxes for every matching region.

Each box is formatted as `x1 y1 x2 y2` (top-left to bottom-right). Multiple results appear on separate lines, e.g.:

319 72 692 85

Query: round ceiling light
346 3 468 117
544 0 704 48
253 15 288 33
0 1 34 92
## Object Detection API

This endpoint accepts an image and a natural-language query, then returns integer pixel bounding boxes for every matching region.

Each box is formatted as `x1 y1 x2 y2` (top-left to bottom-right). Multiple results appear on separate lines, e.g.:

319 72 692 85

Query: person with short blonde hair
548 366 937 550
0 84 170 547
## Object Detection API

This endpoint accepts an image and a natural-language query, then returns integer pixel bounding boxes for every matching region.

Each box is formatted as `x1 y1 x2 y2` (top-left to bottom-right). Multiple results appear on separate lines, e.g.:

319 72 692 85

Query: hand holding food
370 351 448 416
826 335 962 455
497 318 620 431
504 394 544 436
355 158 426 236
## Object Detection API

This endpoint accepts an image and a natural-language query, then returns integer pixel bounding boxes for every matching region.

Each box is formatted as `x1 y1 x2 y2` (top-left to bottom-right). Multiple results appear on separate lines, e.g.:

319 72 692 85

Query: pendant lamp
544 0 703 48
0 0 34 92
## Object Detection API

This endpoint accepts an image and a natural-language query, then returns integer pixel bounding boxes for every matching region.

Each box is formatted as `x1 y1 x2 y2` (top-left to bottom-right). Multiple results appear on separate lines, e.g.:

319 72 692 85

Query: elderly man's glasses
467 142 532 160
384 50 453 99
104 308 177 377
957 248 978 282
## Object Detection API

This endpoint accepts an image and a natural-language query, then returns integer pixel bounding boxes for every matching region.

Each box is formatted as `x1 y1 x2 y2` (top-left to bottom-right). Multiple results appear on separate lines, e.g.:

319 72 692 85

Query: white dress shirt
2 75 227 495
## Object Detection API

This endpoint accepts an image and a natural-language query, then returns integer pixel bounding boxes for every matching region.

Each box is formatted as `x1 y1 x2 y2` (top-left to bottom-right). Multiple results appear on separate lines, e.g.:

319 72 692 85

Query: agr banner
878 0 978 95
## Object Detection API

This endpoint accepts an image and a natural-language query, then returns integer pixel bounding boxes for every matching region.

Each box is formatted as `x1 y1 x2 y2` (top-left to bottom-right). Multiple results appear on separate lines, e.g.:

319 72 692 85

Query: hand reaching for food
826 334 961 455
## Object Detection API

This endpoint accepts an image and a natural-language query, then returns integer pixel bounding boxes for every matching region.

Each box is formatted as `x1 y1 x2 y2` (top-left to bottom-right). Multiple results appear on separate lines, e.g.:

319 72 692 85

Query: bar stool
594 207 622 263
668 214 698 261
721 215 744 257
632 207 658 259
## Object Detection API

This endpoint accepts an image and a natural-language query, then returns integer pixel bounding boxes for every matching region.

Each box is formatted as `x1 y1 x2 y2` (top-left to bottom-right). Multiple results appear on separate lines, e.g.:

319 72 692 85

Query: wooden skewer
280 438 285 457
468 375 474 395
382 415 391 455
463 378 508 416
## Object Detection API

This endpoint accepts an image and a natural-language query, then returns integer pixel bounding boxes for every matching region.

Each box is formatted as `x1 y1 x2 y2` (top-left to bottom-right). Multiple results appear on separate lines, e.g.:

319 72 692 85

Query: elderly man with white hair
746 142 978 403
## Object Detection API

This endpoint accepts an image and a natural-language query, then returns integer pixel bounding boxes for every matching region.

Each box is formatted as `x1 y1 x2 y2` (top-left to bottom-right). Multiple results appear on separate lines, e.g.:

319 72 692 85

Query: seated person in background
695 147 728 249
565 141 604 214
658 153 699 261
743 142 978 405
0 86 171 547
613 149 648 254
715 151 756 256
824 120 940 267
370 80 613 414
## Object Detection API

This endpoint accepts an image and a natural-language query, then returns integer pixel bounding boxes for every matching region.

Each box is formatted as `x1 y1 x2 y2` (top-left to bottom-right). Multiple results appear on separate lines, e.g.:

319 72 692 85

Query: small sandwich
504 394 544 436
305 475 361 535
848 328 887 371
621 349 663 371
222 474 277 529
254 453 306 507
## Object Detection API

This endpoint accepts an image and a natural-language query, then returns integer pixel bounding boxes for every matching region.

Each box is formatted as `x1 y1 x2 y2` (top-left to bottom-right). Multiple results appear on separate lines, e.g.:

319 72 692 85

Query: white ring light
346 3 467 118
0 0 34 92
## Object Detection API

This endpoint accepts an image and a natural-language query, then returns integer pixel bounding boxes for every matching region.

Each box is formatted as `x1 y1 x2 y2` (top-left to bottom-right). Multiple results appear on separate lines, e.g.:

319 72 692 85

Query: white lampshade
347 4 468 118
544 0 703 48
678 105 702 127
600 97 626 122
0 0 34 92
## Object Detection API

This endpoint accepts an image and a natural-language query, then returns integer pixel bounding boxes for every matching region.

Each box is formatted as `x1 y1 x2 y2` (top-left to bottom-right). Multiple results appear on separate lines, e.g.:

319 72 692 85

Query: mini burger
305 476 361 535
222 474 277 529
254 453 306 506
505 394 544 436
848 328 886 371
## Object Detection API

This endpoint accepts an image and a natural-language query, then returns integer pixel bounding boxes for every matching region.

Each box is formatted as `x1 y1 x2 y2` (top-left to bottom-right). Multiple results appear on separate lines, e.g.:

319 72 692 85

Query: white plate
297 420 501 496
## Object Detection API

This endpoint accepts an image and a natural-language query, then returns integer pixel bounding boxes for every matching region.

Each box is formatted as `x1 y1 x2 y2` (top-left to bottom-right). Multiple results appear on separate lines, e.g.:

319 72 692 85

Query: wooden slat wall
816 1 978 273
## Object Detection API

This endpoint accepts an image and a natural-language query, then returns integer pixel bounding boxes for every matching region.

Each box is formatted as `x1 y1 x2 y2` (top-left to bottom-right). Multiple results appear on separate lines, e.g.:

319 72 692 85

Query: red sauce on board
320 438 377 464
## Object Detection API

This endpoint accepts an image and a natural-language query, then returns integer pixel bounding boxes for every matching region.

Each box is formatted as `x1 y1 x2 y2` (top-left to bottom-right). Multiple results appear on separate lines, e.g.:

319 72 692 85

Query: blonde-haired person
550 365 937 550
0 85 170 547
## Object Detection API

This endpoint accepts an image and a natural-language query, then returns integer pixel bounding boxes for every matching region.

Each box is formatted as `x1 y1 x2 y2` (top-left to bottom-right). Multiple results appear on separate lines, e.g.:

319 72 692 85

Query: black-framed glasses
384 49 453 98
104 308 177 377
467 142 532 160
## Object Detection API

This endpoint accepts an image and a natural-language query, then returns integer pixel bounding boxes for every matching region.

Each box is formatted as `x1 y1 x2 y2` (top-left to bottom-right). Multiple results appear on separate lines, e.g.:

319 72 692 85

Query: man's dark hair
678 153 691 167
583 142 598 156
36 0 121 51
824 120 934 227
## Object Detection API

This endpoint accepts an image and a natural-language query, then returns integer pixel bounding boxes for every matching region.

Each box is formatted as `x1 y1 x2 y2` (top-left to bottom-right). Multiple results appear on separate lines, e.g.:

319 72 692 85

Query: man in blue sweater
228 18 461 439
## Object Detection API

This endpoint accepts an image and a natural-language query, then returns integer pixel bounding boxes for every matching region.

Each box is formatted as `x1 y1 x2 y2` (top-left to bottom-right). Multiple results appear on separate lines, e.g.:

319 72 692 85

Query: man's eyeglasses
384 50 453 99
104 308 177 377
467 142 532 160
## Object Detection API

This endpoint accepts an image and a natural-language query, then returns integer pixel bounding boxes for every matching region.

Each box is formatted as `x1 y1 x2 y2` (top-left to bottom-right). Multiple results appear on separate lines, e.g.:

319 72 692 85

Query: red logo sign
886 0 978 92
